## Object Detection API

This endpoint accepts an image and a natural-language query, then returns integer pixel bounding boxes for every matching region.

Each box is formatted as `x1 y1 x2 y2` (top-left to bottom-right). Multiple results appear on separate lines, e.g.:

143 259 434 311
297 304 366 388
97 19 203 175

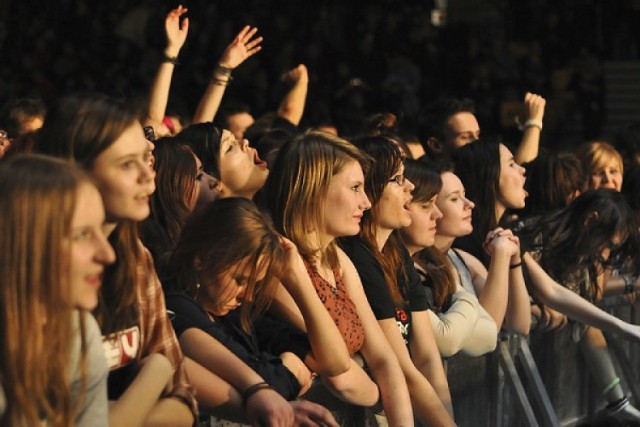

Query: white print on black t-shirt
102 326 141 370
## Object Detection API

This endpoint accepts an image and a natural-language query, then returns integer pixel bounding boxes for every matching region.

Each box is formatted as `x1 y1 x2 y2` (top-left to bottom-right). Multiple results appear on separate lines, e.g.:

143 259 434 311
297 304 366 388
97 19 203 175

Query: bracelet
603 377 622 396
162 54 180 65
241 382 274 406
509 262 522 270
521 119 543 132
622 275 635 294
214 64 233 76
211 77 232 87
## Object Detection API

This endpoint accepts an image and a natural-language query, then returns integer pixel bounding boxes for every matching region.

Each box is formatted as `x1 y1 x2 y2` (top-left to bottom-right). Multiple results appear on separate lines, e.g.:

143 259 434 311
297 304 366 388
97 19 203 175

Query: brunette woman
338 135 456 426
36 93 196 426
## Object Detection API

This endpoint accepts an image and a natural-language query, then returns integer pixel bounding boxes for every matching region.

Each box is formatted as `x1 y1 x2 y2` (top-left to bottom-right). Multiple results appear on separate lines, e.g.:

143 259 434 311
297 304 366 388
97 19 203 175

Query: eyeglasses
0 130 7 139
388 174 406 186
143 126 156 142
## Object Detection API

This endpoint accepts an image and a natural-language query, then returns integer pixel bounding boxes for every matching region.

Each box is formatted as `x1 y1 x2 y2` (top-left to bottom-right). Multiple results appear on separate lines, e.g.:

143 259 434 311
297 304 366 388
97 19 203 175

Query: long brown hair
265 131 372 268
0 154 91 427
349 135 407 306
36 93 141 334
171 198 285 332
402 159 457 311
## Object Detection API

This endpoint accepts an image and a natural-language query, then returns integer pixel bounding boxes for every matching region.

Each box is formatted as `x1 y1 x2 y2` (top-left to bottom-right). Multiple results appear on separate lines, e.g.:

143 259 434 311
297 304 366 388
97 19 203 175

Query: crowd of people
2 3 640 427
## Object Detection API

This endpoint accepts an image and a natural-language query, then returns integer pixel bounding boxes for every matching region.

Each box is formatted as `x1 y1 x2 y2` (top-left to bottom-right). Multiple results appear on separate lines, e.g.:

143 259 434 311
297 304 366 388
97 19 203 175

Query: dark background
2 0 640 146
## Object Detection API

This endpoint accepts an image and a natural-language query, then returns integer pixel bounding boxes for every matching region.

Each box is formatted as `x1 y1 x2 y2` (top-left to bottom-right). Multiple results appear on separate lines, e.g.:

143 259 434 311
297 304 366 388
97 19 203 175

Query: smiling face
435 172 475 239
218 129 269 199
497 144 527 211
201 255 267 317
321 160 371 241
376 163 415 232
590 158 623 192
91 122 156 223
402 195 443 253
68 183 116 310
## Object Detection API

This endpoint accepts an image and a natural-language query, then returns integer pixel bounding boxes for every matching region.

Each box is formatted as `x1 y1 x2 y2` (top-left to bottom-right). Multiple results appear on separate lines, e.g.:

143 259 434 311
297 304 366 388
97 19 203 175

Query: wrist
164 47 181 58
241 382 275 407
520 118 543 132
162 52 179 66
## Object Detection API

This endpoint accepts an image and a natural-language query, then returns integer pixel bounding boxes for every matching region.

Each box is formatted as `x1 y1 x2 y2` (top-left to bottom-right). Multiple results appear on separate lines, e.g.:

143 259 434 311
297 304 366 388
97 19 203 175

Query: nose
237 285 252 303
432 204 443 220
361 193 372 211
405 178 415 192
465 197 475 209
140 162 156 182
96 233 116 265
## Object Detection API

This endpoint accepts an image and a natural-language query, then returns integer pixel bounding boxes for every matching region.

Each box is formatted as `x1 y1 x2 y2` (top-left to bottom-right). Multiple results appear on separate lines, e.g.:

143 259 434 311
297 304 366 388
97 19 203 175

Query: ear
426 137 444 155
583 211 599 228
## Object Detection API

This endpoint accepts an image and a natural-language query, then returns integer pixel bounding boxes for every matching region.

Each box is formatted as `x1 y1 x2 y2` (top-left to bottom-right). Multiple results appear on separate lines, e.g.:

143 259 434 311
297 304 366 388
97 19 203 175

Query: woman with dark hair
167 197 341 425
141 137 218 272
452 138 640 422
339 135 456 426
399 159 526 357
174 122 269 199
36 93 198 426
0 154 114 427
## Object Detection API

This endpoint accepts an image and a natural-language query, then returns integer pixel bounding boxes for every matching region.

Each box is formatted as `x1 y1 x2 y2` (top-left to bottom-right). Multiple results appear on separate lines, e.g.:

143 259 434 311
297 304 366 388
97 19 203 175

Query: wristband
241 382 274 406
214 64 233 75
162 54 180 65
509 262 522 270
520 119 542 131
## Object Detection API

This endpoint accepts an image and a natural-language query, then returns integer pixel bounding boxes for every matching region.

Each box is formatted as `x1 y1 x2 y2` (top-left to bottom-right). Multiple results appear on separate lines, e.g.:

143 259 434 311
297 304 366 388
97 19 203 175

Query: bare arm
179 328 295 426
192 26 263 124
523 252 640 341
503 235 532 334
338 249 415 426
409 310 454 417
514 92 546 164
108 354 175 427
277 64 309 126
144 6 189 138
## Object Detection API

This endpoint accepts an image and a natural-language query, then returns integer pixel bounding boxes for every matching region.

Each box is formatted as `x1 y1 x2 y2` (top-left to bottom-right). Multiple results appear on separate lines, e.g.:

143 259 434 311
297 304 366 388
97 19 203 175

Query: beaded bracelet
241 382 274 406
622 275 635 294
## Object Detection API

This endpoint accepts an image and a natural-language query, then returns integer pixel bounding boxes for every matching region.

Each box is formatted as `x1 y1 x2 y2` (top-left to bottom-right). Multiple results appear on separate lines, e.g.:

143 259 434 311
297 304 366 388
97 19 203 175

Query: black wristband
162 54 179 65
241 382 274 406
509 262 522 270
622 275 635 294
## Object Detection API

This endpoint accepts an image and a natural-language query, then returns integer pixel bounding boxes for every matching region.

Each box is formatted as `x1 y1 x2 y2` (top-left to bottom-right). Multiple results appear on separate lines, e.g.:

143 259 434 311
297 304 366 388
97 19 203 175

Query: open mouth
253 151 268 169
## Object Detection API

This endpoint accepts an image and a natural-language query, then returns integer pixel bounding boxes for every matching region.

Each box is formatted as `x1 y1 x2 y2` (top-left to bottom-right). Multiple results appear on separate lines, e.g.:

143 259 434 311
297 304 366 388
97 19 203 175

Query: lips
85 272 103 289
253 150 268 169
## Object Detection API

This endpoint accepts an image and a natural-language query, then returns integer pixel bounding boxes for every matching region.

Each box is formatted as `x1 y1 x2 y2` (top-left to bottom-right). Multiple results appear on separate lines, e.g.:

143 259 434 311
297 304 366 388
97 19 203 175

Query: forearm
515 126 541 164
366 355 414 427
405 373 455 427
277 65 308 126
192 76 228 124
143 398 193 427
479 252 511 329
428 298 480 357
109 355 174 427
183 357 247 424
146 54 177 132
524 253 626 336
505 267 532 335
321 358 379 406
282 275 350 376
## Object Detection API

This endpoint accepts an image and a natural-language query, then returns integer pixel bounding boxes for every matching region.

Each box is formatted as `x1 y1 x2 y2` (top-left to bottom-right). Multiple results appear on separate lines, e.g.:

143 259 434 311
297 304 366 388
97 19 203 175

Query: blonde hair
266 131 372 268
577 141 624 186
0 154 91 427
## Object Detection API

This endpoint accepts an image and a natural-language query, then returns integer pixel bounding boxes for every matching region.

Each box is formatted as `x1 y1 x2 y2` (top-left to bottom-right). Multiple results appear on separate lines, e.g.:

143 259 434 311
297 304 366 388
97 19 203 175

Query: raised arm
192 26 263 124
514 92 546 164
276 64 309 127
144 5 189 138
523 252 640 341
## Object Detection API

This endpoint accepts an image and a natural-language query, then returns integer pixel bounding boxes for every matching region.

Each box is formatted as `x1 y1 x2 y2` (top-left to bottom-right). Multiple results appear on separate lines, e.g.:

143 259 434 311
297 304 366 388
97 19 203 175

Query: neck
434 233 455 253
495 203 505 226
375 226 393 251
406 243 422 257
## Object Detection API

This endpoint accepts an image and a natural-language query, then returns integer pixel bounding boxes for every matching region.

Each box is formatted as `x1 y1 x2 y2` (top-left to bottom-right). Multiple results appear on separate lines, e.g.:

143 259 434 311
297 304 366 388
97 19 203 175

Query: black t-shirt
339 236 432 345
165 292 307 400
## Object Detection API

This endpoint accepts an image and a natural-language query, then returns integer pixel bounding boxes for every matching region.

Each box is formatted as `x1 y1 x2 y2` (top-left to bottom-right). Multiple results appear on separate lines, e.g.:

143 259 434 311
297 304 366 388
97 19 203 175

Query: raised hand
483 227 519 258
165 5 189 57
281 64 309 86
218 26 263 69
523 92 546 124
